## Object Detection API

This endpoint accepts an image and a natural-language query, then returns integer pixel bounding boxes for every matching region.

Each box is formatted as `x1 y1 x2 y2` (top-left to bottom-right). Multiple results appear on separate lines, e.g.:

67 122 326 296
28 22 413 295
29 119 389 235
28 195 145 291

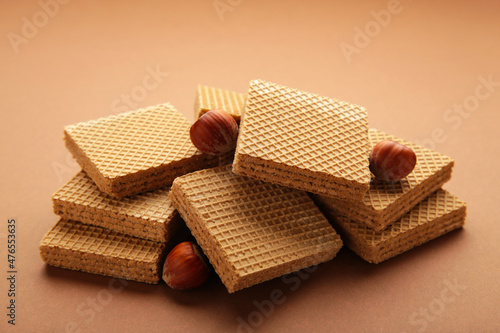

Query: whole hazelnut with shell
162 241 210 290
190 109 239 155
369 139 417 181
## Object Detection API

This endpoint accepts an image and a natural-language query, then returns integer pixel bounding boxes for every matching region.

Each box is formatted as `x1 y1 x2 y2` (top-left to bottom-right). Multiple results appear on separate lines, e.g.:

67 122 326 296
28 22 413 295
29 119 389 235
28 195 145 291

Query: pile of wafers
40 80 466 292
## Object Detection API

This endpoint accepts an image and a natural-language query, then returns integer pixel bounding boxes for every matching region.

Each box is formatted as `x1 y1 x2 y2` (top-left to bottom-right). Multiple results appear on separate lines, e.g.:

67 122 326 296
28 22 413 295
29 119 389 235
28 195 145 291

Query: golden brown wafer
321 189 466 264
39 219 167 283
233 79 371 201
315 129 454 231
64 103 219 198
169 165 343 293
52 171 181 242
194 85 246 122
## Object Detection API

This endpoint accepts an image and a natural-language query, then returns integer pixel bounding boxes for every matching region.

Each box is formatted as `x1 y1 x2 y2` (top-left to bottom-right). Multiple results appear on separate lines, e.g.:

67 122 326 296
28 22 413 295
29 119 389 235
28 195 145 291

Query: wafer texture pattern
364 129 454 211
64 103 218 197
65 103 198 178
195 85 246 122
316 129 454 230
328 189 466 263
170 166 343 292
234 79 371 200
39 219 167 283
52 171 180 242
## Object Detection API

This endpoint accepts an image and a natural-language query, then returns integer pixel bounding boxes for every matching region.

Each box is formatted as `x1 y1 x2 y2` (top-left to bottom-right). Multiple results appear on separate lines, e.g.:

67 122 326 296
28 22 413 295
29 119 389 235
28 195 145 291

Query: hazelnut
190 109 239 155
369 139 417 181
162 241 210 290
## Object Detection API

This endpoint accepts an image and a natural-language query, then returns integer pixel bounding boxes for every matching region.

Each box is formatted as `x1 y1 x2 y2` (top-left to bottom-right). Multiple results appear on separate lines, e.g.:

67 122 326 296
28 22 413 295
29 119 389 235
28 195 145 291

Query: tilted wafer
53 171 181 242
315 129 454 231
194 85 246 122
233 79 371 201
169 165 343 293
39 219 167 283
64 103 219 198
320 189 466 264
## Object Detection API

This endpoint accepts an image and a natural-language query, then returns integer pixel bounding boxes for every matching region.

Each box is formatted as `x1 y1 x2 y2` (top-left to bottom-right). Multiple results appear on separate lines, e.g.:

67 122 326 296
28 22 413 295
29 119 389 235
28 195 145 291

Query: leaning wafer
169 165 343 293
52 171 181 242
64 103 219 198
315 129 454 231
194 85 246 122
39 219 167 283
233 79 371 201
321 189 466 264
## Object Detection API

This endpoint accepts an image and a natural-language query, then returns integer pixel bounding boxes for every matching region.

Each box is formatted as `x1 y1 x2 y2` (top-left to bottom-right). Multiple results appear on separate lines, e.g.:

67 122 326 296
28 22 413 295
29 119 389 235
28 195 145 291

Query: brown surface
1 1 499 332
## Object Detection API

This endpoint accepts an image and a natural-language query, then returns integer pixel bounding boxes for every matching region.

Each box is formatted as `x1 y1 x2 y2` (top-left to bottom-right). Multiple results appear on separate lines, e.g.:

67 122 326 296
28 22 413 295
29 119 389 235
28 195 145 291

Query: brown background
1 0 499 332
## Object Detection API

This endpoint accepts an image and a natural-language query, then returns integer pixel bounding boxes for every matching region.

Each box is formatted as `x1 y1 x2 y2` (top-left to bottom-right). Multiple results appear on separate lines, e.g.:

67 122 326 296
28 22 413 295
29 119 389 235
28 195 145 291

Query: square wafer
39 219 167 283
233 79 371 201
53 171 181 242
320 189 466 264
64 103 219 198
315 129 454 231
169 165 343 293
194 85 246 123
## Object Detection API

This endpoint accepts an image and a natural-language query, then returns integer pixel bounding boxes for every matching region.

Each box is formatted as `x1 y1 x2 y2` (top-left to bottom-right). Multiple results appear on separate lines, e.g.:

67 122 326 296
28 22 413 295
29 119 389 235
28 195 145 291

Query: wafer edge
325 204 466 264
64 130 219 198
39 220 168 283
169 180 238 291
316 161 454 231
52 197 181 242
233 154 369 201
64 131 112 193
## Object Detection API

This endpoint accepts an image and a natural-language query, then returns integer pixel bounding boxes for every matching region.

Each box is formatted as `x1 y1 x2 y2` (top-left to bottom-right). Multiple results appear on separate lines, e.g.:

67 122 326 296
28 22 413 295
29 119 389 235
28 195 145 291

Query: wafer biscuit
39 219 167 283
233 79 371 201
53 171 181 242
169 165 343 293
194 85 246 122
64 103 219 198
315 129 454 231
321 189 466 264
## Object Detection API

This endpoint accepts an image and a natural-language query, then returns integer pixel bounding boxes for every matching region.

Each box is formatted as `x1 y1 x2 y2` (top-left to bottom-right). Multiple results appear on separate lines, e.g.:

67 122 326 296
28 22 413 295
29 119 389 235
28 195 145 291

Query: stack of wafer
40 81 466 292
313 129 466 264
40 103 226 283
228 80 466 266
